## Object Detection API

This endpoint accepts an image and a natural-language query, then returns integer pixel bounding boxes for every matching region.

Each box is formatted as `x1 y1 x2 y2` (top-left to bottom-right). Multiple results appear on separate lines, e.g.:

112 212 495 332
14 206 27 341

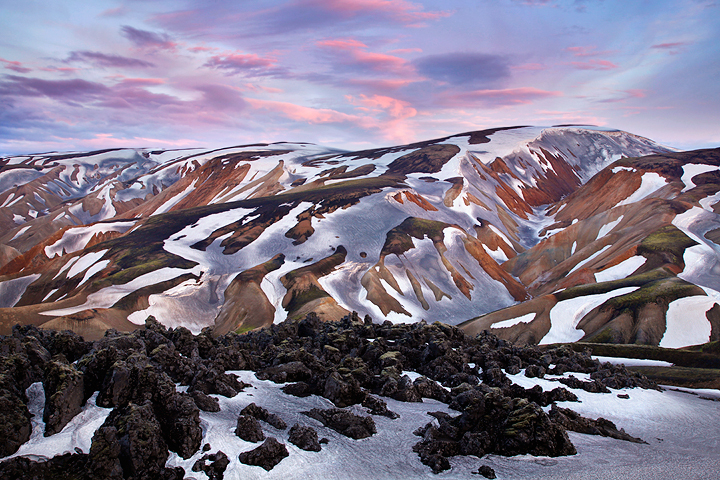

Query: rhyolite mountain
1 125 719 349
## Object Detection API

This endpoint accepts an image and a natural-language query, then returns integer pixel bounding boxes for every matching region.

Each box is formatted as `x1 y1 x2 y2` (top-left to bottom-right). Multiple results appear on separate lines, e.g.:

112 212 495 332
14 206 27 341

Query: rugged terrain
2 125 719 352
4 313 718 480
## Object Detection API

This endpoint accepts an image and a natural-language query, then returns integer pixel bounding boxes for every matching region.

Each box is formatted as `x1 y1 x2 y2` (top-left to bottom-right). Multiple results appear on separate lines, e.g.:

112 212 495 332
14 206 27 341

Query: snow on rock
660 295 714 348
540 287 639 344
491 312 535 329
681 164 718 193
594 256 646 283
616 172 668 207
482 243 509 263
0 274 41 308
45 222 136 258
151 179 198 216
77 260 111 287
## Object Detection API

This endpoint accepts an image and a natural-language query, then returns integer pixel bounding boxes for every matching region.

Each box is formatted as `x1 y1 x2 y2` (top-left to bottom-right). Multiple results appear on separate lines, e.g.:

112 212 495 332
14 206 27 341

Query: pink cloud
115 78 167 87
188 45 218 53
0 58 32 73
570 59 618 70
247 98 371 126
39 66 80 73
298 0 452 25
317 38 413 74
440 87 562 107
566 46 616 57
651 41 692 55
121 26 178 51
348 94 416 119
203 52 276 75
511 63 545 71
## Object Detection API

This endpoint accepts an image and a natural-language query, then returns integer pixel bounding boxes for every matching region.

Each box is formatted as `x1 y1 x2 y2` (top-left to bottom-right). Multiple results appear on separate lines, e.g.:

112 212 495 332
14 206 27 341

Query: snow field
616 172 668 207
66 250 108 279
596 215 623 239
594 255 646 283
660 295 714 348
568 244 612 275
0 274 41 308
680 164 718 193
44 221 135 258
491 312 535 329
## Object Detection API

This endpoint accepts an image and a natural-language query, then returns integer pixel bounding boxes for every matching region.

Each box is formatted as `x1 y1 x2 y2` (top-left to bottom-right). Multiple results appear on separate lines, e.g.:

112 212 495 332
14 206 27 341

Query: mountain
1 126 718 349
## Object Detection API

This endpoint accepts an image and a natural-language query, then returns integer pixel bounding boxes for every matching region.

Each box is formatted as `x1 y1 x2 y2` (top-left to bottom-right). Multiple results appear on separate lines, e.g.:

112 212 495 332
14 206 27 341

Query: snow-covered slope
2 126 718 348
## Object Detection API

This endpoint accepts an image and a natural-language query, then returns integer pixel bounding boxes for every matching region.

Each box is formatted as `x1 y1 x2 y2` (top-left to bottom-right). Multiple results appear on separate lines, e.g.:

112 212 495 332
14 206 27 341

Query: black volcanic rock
549 405 647 444
303 407 376 439
362 394 398 418
190 389 221 412
192 451 230 480
0 453 90 480
288 423 322 451
238 437 289 471
189 364 248 397
89 402 172 480
43 356 84 436
156 391 202 458
257 361 313 383
235 414 265 442
0 383 32 457
241 402 287 430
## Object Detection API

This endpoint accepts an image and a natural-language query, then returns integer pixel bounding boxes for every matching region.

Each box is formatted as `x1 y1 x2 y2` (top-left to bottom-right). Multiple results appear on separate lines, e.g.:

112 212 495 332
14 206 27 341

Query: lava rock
323 370 366 407
235 414 265 442
0 453 90 480
303 407 376 439
43 356 85 436
190 390 221 412
256 361 313 383
282 381 313 397
288 423 322 451
192 451 230 480
474 465 497 478
238 437 289 471
189 365 248 397
241 402 287 430
362 394 399 419
0 384 32 457
549 405 647 444
156 391 202 459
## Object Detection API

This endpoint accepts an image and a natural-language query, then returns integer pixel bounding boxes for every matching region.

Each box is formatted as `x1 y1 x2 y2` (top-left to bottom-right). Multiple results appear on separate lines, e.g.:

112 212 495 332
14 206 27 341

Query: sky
1 0 719 155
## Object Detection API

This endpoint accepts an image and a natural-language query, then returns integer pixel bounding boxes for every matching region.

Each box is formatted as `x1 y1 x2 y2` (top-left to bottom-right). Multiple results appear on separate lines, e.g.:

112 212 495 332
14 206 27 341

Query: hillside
1 126 719 351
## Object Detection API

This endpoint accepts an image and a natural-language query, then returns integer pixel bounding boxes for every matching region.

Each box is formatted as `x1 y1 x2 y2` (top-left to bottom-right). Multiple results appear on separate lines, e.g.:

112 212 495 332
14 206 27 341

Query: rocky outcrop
43 356 85 436
240 402 287 430
235 415 265 442
549 405 647 444
192 451 230 480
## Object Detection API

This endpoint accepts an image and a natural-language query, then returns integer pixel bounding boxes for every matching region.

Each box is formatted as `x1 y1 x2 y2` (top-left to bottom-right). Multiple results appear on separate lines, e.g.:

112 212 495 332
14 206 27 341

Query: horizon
1 0 719 156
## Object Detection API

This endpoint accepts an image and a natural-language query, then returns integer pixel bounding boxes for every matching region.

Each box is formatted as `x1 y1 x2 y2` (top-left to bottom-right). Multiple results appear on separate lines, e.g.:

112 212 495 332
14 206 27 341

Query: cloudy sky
1 0 718 155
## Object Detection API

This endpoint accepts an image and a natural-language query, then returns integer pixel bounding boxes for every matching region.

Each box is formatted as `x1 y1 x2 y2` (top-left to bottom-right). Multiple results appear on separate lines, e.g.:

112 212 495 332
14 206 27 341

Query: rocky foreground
0 313 658 479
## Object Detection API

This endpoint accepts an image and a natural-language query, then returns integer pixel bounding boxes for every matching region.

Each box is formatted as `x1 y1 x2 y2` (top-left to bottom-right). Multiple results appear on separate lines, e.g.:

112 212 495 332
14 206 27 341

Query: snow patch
540 287 639 344
0 274 41 308
45 221 135 258
660 295 714 348
569 245 612 275
616 172 668 207
596 215 623 239
592 356 673 367
594 256 646 283
66 250 108 278
491 312 535 329
681 164 718 193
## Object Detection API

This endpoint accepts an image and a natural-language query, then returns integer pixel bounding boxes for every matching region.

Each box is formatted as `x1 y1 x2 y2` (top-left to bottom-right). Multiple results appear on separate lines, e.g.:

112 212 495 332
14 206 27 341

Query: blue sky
1 0 718 154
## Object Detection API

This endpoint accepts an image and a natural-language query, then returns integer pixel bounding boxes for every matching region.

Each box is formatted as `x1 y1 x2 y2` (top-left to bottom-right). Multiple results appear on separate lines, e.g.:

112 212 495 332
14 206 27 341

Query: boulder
241 402 287 430
238 437 289 471
190 390 221 412
235 415 265 442
288 423 322 451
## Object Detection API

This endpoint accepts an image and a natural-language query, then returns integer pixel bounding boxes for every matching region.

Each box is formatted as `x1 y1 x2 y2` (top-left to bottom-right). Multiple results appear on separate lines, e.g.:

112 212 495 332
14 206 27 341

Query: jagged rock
362 394 399 418
77 346 118 403
88 402 170 480
235 415 265 442
524 365 546 378
288 423 322 451
323 370 366 407
0 382 32 457
256 361 313 383
0 453 90 480
191 390 221 412
48 330 91 363
414 376 451 403
391 374 422 402
43 356 85 436
282 381 313 397
241 402 287 430
192 451 230 480
238 437 289 471
303 407 376 439
189 365 248 397
156 391 202 458
556 375 611 393
150 343 195 384
549 405 647 444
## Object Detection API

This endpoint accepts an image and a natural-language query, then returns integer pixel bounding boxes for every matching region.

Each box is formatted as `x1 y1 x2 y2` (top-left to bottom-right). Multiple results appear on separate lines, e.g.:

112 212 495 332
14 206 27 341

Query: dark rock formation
362 394 399 418
191 390 221 412
238 437 289 471
235 414 265 442
474 465 497 478
549 405 647 444
0 453 90 480
43 356 85 436
192 451 230 480
241 402 287 430
288 423 322 451
303 407 376 439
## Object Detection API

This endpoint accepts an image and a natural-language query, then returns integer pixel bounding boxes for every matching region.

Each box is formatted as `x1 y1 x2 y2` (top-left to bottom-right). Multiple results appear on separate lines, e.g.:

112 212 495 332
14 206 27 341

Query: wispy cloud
570 59 618 70
0 58 31 73
121 26 178 51
65 51 155 68
203 52 278 76
414 53 510 86
651 41 692 54
439 87 562 108
317 38 413 75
